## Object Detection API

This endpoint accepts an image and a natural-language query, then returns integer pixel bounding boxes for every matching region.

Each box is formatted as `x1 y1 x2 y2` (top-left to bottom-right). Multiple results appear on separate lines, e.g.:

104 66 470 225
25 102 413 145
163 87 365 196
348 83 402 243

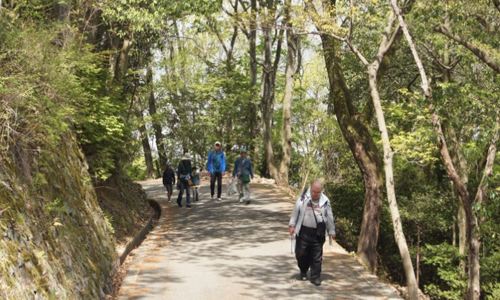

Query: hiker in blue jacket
232 148 253 204
207 141 226 201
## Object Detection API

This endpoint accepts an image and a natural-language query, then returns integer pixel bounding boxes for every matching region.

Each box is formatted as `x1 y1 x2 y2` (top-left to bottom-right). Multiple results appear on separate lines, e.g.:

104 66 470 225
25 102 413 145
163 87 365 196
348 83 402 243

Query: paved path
117 179 402 300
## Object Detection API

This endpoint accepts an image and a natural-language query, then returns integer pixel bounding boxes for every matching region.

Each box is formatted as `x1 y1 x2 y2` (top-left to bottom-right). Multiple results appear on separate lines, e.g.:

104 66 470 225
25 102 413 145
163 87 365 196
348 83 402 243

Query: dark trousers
210 172 222 198
177 180 191 205
165 183 173 197
295 226 325 280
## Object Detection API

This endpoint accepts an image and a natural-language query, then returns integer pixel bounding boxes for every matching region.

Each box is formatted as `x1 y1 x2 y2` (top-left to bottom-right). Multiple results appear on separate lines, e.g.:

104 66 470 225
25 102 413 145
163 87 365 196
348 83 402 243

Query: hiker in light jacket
288 181 335 286
207 141 226 201
232 148 253 204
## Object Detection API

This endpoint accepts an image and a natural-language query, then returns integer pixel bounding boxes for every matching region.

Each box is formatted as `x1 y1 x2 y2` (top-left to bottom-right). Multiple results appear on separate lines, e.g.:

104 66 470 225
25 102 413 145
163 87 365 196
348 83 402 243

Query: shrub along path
117 179 402 300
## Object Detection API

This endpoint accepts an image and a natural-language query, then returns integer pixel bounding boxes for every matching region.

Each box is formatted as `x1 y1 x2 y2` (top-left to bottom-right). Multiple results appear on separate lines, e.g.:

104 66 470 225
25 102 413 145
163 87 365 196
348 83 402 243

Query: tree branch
273 28 285 73
207 17 229 56
390 0 431 98
434 25 500 74
421 43 461 71
473 116 499 209
345 39 369 66
475 14 497 33
494 0 500 14
237 0 249 12
375 11 400 65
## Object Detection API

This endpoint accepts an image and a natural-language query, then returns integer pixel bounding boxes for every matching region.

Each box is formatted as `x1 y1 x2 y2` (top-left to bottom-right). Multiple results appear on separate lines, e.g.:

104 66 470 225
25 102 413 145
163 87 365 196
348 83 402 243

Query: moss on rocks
0 133 118 299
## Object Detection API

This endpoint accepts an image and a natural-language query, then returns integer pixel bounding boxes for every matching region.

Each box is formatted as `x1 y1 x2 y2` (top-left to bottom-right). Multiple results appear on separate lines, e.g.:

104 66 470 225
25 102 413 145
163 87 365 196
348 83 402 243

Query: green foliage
2 0 500 298
323 181 365 251
102 211 115 234
422 243 467 300
44 198 68 215
125 156 149 181
0 19 130 180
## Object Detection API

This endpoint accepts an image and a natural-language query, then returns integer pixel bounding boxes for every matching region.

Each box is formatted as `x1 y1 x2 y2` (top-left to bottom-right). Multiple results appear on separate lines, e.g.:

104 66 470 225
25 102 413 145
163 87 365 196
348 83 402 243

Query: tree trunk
335 7 418 296
108 35 120 82
368 65 419 300
432 116 479 300
468 122 499 300
416 224 421 288
54 0 70 22
307 0 385 272
249 0 257 88
391 1 498 298
260 4 283 182
248 0 260 157
134 95 155 178
173 21 187 82
115 37 132 83
443 116 468 275
441 40 468 273
261 23 278 180
278 0 296 186
54 0 71 46
146 60 167 169
318 32 383 273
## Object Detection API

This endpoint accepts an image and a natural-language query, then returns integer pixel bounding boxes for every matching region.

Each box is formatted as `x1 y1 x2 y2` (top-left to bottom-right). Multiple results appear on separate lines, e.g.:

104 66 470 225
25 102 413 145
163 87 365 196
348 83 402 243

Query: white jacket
289 188 336 237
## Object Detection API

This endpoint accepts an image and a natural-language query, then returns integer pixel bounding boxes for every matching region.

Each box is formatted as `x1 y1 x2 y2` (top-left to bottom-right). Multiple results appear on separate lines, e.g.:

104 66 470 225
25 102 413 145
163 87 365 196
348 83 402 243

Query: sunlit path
117 179 402 300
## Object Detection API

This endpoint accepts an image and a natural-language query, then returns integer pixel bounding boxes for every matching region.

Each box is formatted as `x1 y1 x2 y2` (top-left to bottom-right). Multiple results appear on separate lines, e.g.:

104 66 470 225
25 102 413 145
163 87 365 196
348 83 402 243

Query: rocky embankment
0 132 152 300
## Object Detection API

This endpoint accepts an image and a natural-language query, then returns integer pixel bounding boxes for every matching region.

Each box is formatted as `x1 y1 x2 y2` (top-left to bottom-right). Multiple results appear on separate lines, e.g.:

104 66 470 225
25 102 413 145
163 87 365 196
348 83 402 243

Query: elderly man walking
288 181 336 286
232 148 254 204
207 141 226 201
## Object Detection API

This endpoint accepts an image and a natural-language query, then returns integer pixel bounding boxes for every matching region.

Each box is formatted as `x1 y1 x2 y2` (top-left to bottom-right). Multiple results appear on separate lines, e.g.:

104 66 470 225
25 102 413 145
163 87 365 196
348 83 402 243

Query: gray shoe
312 278 321 286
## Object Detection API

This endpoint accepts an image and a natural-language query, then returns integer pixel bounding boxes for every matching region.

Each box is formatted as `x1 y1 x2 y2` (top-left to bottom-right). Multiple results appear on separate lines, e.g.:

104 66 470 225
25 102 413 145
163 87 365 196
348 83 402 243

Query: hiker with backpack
177 153 193 208
288 180 336 286
207 141 226 201
232 148 254 204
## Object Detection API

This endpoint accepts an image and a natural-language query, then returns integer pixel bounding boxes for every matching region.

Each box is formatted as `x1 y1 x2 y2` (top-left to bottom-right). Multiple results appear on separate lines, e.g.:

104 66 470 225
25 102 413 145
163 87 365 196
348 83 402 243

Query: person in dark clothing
162 162 176 202
288 181 336 286
177 153 193 208
206 141 226 201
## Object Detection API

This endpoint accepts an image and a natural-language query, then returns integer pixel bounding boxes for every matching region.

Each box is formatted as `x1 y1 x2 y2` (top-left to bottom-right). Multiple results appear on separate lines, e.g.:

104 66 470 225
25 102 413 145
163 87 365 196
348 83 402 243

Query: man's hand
289 226 295 235
331 234 336 239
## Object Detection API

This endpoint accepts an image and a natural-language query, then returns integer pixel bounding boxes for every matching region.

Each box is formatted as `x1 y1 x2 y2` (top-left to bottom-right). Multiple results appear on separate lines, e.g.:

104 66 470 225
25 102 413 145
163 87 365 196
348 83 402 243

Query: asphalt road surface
117 179 402 300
